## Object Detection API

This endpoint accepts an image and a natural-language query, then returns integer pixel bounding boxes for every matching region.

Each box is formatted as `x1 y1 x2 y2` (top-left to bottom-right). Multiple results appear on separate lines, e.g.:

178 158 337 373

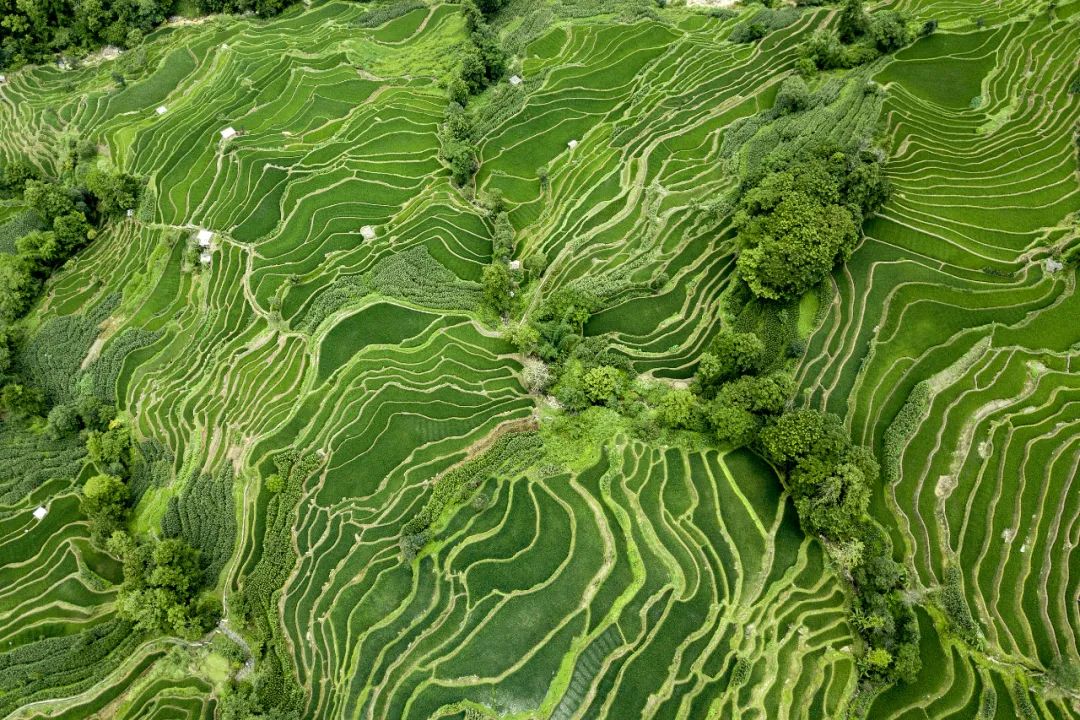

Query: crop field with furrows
0 0 1077 717
795 3 1080 715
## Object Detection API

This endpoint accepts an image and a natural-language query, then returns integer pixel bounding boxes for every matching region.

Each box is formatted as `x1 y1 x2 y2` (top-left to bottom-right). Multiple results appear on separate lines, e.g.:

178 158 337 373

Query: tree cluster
448 1 507 103
550 354 632 413
217 679 302 720
74 413 219 639
733 144 889 301
107 531 217 638
76 414 136 540
438 1 509 189
194 0 294 19
439 102 479 188
759 408 920 685
0 155 139 419
0 160 141 325
480 196 544 319
0 0 307 70
0 0 168 69
654 328 792 446
800 0 916 73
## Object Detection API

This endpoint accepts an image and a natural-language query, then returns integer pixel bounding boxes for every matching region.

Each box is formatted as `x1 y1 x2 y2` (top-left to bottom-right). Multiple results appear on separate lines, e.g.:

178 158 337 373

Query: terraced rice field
0 0 1077 717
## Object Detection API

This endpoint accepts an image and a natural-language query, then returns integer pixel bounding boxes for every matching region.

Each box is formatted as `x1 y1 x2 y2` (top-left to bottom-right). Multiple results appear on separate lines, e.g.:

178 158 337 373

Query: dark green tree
81 473 131 539
869 10 913 53
693 329 765 395
838 0 869 42
481 262 512 314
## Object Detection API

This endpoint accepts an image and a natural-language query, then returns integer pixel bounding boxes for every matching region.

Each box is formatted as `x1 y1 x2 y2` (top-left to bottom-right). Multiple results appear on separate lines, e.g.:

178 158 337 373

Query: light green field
0 0 1077 718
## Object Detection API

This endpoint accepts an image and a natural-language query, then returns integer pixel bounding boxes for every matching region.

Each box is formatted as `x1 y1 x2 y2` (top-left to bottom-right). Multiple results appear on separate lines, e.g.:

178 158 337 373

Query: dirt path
218 619 256 681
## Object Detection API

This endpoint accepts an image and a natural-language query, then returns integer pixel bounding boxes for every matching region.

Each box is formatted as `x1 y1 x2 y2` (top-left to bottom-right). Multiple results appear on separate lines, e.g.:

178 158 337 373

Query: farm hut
199 252 213 265
33 506 47 520
509 75 522 86
127 209 134 217
360 225 376 240
197 229 214 247
221 127 238 140
567 139 578 149
0 75 6 83
1045 257 1063 273
156 106 168 115
509 260 521 271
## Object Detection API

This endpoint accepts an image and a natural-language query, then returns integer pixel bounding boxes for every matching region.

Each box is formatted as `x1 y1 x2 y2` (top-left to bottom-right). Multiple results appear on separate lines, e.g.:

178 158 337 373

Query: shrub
704 400 761 446
522 358 552 394
492 211 514 262
524 251 548 278
729 21 767 44
775 76 811 115
802 30 846 70
481 262 513 314
838 0 869 42
657 388 702 430
693 329 765 395
443 139 478 186
86 419 133 470
583 365 624 405
44 402 79 440
869 10 913 53
0 382 44 418
81 473 130 541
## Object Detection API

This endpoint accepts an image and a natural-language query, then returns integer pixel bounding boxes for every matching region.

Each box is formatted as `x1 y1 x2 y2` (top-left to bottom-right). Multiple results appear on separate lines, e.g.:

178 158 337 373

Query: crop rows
0 0 1076 717
797 6 1080 717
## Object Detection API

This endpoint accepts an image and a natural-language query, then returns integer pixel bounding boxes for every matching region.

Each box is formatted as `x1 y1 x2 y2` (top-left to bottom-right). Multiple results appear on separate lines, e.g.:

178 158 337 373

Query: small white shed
360 225 376 240
509 75 522 86
156 106 168 115
33 505 48 520
567 139 578 150
199 252 213 265
197 229 214 248
220 127 238 140
509 260 521 271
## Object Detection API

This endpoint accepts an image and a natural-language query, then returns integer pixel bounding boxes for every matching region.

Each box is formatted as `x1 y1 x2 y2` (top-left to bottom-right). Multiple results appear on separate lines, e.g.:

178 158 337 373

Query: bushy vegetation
760 408 920 685
233 449 321 716
733 145 889 301
17 295 119 405
0 154 139 333
161 465 237 586
800 0 915 73
0 619 143 716
0 1 1074 717
0 0 169 69
107 531 217 638
0 417 85 503
0 0 309 70
728 6 801 44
